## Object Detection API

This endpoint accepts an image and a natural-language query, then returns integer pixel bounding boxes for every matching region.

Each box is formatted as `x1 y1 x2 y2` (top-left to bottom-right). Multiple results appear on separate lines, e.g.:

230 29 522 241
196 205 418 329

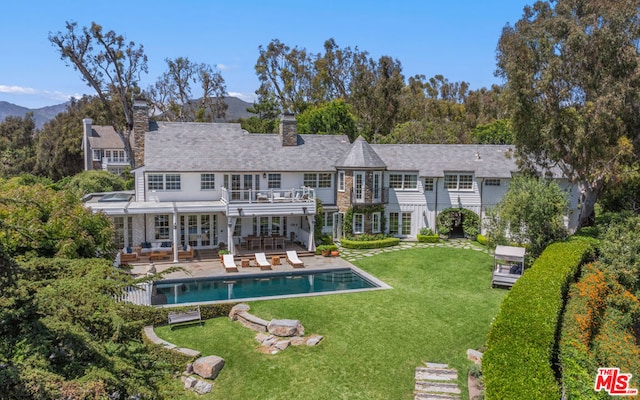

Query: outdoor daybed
491 245 526 288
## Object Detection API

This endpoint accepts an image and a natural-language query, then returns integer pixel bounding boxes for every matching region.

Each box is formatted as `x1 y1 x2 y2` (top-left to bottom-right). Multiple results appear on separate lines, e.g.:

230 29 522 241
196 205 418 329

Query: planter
321 250 331 257
331 251 340 257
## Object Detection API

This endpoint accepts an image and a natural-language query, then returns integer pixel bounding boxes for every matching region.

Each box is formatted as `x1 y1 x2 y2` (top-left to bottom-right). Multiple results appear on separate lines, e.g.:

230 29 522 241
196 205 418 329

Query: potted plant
316 245 331 257
329 244 340 257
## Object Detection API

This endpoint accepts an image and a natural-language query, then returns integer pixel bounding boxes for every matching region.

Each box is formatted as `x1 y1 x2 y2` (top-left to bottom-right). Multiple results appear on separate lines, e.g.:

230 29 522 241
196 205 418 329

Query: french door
180 214 217 249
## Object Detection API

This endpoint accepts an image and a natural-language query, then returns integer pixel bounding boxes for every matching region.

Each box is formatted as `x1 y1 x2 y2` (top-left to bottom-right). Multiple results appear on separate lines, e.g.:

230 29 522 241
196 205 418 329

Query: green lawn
155 246 505 399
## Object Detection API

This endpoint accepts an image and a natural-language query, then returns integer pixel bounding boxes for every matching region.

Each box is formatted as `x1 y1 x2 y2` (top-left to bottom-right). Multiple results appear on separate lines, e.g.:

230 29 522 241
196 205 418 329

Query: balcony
101 156 130 169
221 187 316 217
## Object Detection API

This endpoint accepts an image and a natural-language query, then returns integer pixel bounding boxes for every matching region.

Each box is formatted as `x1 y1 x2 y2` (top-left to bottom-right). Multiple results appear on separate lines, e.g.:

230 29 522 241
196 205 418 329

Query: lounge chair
222 254 238 272
286 250 304 268
255 252 271 270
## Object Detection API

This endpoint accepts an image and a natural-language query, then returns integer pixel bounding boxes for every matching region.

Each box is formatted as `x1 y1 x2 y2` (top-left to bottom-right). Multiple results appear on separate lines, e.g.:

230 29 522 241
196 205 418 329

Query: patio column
227 217 236 254
172 210 178 263
306 215 316 252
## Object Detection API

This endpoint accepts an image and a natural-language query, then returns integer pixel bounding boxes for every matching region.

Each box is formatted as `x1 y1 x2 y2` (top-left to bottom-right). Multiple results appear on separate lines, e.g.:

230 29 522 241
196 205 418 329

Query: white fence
115 282 152 306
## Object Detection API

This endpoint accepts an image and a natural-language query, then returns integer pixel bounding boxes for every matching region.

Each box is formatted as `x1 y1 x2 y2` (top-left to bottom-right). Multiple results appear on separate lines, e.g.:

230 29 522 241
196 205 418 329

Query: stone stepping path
414 362 461 400
340 239 492 262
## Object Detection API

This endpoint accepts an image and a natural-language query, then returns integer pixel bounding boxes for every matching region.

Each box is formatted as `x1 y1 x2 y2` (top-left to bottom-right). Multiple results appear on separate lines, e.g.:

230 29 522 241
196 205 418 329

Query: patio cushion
161 241 172 248
125 247 132 254
141 242 151 249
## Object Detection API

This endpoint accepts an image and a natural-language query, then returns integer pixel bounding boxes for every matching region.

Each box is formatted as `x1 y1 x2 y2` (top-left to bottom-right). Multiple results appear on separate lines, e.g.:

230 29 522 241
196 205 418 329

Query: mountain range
0 97 255 129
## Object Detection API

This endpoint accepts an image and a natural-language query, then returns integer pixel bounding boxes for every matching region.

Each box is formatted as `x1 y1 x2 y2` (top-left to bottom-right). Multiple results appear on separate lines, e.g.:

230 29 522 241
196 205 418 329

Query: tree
471 119 513 144
0 114 36 177
49 21 148 168
599 215 640 294
496 0 640 227
147 57 227 122
0 178 115 258
485 175 568 259
36 95 117 181
255 39 314 114
296 99 358 140
62 170 130 198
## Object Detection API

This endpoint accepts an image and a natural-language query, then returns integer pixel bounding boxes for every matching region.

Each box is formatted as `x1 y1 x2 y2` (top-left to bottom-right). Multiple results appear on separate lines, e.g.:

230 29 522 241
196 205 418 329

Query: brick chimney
279 113 297 146
132 98 149 168
82 118 93 171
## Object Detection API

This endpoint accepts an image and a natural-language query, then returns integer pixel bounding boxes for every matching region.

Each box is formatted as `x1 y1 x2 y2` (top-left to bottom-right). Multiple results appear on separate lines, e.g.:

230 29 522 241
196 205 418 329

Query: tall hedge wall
483 237 596 400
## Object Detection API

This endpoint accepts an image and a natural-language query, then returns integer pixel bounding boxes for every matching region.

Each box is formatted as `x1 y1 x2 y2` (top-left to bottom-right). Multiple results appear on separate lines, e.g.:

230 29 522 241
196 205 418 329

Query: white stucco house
83 100 580 262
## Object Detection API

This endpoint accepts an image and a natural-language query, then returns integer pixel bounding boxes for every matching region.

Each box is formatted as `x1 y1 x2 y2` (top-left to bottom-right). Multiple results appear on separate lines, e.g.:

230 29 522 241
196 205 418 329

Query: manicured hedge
483 237 596 400
417 234 440 243
339 237 400 249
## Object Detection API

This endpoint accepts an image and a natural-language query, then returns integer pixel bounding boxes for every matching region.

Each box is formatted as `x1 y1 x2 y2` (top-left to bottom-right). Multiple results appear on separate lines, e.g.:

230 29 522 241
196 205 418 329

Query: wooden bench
168 306 202 329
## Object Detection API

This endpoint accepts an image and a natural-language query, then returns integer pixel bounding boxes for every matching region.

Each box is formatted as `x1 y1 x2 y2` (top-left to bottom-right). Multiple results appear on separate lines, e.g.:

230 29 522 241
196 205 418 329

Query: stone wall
133 98 149 168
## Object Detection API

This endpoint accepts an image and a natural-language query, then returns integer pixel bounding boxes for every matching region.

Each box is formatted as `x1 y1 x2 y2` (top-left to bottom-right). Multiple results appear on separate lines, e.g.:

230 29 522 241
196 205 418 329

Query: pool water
152 268 380 305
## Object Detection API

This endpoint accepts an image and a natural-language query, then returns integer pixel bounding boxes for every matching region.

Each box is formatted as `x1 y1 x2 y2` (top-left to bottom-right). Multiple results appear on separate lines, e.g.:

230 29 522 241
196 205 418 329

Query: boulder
229 303 251 321
193 380 213 395
275 340 291 350
183 376 197 389
467 349 483 364
267 319 304 337
255 332 269 343
290 337 306 346
185 363 194 374
306 335 324 346
193 355 225 380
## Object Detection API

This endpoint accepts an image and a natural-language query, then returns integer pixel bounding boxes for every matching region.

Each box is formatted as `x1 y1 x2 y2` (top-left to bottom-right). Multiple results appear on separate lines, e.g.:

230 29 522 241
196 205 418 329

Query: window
323 212 334 228
93 149 102 161
201 174 215 190
444 173 474 190
233 219 242 237
113 216 133 249
268 173 281 189
303 173 316 187
165 174 181 190
372 212 381 233
402 213 412 235
338 171 345 192
485 178 501 186
424 178 434 191
155 215 170 240
373 172 381 201
354 172 364 202
353 213 364 234
148 174 164 191
318 173 332 188
389 173 418 190
389 212 399 235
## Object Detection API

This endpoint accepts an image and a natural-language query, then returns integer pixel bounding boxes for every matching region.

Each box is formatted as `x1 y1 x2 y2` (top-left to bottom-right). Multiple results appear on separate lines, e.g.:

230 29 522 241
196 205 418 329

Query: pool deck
130 254 357 280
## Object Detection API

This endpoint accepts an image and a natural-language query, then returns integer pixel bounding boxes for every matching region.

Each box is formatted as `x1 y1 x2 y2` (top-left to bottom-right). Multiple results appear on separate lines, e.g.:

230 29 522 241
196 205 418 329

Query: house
84 100 580 262
82 118 131 174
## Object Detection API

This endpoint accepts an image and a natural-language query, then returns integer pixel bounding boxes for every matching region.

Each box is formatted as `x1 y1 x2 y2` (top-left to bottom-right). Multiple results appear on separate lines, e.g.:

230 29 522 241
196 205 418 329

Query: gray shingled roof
370 144 521 178
335 136 387 169
144 122 352 172
88 125 127 149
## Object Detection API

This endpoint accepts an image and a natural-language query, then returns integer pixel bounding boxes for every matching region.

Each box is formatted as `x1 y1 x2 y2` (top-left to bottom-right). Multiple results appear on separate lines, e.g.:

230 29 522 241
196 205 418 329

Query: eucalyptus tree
49 21 148 168
496 0 640 227
147 57 227 122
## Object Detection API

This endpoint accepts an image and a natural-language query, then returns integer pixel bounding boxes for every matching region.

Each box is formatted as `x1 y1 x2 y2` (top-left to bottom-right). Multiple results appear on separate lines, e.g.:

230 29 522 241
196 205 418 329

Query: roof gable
335 136 387 169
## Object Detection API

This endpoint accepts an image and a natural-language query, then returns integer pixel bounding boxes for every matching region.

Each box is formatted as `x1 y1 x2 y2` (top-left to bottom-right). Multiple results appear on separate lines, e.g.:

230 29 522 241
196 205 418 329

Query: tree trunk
577 181 599 228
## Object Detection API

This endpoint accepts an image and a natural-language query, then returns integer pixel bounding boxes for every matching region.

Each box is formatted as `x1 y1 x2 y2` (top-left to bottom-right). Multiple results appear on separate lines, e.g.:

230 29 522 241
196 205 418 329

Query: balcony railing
102 156 130 168
221 187 315 204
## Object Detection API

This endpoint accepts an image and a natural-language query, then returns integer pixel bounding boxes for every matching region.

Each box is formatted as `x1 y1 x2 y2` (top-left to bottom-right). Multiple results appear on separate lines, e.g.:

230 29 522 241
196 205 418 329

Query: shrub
476 234 488 245
483 237 596 400
340 237 400 249
436 208 480 238
417 234 440 243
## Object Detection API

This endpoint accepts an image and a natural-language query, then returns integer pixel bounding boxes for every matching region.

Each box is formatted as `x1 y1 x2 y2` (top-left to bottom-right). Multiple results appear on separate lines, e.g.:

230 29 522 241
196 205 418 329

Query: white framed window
402 213 412 235
444 173 474 190
353 213 364 234
92 149 102 161
354 171 365 202
338 171 345 192
485 178 501 186
424 178 434 191
113 216 133 249
148 174 164 191
201 174 215 190
388 211 412 236
389 173 418 190
372 212 381 233
268 173 281 189
373 171 381 202
154 215 170 240
323 212 334 228
303 173 316 187
165 174 181 190
389 212 399 235
318 173 332 188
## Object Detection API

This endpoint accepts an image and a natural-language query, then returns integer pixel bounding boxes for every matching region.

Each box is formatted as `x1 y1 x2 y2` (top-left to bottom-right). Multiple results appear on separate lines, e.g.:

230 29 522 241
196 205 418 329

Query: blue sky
0 0 531 109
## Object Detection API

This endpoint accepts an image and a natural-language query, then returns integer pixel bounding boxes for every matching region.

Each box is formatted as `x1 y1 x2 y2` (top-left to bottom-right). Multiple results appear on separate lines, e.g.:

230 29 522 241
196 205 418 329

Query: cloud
0 85 38 94
228 91 256 103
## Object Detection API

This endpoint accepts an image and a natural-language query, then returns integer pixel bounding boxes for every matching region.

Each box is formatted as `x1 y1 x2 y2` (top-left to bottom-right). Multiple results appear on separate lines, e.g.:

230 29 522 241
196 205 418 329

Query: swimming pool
151 268 388 305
